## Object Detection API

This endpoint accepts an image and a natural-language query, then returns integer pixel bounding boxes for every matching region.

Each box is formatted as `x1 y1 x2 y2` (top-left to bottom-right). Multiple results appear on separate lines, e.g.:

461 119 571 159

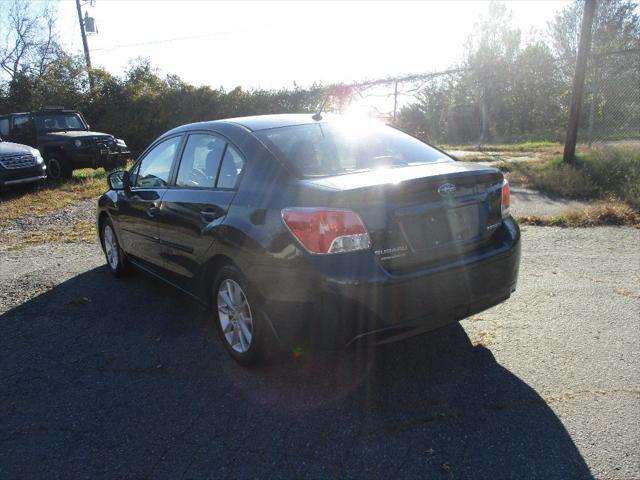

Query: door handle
147 205 160 217
200 209 225 222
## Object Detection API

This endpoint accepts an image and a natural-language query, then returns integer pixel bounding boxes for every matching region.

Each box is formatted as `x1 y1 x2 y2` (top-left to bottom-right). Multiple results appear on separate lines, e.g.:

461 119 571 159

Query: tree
550 0 639 145
0 0 62 81
465 2 522 144
549 0 639 78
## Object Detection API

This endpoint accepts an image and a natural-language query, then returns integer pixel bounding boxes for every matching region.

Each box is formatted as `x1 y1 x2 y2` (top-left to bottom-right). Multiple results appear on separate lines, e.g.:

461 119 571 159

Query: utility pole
563 0 597 164
75 0 94 92
392 81 398 124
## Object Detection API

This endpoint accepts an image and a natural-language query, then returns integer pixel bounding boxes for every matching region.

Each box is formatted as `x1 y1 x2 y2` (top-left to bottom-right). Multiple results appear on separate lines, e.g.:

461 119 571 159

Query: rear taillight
281 208 371 254
501 179 511 218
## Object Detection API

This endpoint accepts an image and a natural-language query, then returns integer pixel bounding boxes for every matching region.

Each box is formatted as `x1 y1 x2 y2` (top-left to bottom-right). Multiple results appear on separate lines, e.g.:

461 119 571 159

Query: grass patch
0 168 109 223
452 153 501 162
506 145 640 210
5 221 97 250
506 159 599 197
517 201 639 227
443 140 563 153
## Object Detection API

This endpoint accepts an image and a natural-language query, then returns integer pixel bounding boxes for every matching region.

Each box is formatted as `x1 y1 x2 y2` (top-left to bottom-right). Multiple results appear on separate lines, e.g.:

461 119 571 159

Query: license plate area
401 204 481 251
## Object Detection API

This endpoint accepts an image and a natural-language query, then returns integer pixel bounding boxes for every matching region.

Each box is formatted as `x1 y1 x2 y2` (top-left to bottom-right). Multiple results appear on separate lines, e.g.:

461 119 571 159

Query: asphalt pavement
0 226 638 479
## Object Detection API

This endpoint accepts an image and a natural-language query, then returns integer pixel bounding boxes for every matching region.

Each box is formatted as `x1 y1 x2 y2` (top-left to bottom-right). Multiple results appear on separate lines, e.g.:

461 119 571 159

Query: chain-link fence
336 48 639 148
579 48 640 147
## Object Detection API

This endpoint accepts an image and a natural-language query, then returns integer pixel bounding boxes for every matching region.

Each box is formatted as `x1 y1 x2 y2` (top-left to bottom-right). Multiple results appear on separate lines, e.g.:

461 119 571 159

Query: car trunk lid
303 161 504 272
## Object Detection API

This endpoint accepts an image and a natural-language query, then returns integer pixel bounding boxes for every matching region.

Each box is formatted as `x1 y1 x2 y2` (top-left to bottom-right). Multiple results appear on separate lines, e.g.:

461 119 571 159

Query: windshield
255 120 450 177
34 113 86 132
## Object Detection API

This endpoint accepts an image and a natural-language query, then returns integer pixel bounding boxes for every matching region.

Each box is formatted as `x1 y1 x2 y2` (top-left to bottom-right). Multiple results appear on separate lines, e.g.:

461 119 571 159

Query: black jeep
0 108 130 179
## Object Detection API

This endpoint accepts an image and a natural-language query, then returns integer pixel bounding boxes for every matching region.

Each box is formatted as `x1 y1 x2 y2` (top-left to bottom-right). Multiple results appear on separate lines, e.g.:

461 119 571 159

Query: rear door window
0 118 9 136
175 134 225 189
12 116 32 133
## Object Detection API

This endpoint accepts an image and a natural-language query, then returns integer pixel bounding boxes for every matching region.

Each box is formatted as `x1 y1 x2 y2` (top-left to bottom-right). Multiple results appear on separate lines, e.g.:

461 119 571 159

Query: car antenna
312 93 329 121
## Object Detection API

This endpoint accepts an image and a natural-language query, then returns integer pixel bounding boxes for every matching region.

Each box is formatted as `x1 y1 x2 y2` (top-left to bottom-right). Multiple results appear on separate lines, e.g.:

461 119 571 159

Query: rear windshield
255 120 450 177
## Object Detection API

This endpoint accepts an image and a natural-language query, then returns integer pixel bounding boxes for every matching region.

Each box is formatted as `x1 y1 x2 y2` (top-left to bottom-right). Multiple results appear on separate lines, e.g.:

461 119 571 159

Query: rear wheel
213 266 266 365
46 154 72 180
101 218 129 276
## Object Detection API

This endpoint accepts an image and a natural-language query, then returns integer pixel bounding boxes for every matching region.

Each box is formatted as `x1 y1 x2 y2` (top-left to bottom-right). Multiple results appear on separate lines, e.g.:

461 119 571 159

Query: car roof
173 113 344 134
1 110 80 116
32 110 80 115
222 114 334 131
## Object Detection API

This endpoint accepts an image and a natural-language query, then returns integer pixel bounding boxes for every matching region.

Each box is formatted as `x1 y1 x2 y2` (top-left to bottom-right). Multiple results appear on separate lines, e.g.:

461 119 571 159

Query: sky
54 0 572 92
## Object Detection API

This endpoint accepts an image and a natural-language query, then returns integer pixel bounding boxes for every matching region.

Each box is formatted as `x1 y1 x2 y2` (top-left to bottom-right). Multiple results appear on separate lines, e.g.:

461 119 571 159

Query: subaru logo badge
438 183 457 196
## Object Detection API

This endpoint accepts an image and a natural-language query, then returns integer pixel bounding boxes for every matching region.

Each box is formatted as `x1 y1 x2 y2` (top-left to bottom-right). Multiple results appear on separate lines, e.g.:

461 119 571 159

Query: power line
345 68 469 90
91 24 276 52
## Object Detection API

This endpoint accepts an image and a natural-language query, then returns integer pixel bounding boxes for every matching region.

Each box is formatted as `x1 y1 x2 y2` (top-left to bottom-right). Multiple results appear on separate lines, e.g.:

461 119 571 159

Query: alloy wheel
103 224 119 270
217 279 253 353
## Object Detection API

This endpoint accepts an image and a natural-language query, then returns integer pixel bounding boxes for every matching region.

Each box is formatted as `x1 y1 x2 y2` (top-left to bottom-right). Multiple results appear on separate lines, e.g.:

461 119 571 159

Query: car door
156 133 245 287
117 135 183 268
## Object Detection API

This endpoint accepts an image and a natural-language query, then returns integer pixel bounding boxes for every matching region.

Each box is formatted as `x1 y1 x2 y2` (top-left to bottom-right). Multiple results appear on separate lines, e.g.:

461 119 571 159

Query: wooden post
392 81 398 124
563 0 597 163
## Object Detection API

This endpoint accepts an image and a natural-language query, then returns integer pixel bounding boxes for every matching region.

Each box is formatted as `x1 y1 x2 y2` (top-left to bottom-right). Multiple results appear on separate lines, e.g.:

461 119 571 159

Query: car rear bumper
260 218 521 348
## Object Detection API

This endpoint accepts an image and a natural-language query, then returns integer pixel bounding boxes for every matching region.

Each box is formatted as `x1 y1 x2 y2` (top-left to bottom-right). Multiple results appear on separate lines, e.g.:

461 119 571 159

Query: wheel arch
42 145 68 160
97 211 111 251
197 254 238 306
200 253 283 349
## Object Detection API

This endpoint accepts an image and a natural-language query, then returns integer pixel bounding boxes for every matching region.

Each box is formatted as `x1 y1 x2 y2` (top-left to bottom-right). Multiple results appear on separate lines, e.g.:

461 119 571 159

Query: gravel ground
0 227 638 479
0 199 95 238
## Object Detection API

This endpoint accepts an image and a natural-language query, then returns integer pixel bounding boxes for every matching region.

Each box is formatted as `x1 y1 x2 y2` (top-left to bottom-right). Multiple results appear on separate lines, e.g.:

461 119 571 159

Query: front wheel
213 266 267 366
101 218 129 276
45 154 72 180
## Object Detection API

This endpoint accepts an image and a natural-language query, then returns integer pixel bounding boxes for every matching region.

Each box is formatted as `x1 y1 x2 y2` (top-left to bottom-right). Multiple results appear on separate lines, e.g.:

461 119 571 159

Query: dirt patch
510 188 591 218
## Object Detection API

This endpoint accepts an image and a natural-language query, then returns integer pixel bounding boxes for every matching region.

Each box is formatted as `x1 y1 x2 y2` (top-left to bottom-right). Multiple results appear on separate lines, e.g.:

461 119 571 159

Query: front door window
135 136 182 188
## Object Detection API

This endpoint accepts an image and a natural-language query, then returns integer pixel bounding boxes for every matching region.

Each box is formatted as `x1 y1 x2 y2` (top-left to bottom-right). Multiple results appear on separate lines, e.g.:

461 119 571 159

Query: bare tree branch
0 0 60 81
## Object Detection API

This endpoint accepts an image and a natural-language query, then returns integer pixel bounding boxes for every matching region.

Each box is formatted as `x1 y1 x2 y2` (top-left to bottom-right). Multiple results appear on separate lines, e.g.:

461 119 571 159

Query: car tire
101 218 129 277
213 265 267 366
103 158 124 172
46 154 72 180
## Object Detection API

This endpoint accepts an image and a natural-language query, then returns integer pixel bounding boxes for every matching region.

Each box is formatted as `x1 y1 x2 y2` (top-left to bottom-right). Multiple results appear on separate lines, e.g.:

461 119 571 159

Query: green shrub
507 145 640 210
577 146 640 210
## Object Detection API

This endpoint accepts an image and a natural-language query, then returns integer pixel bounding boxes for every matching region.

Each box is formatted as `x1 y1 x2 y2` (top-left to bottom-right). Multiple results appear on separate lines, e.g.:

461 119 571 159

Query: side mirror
108 170 129 190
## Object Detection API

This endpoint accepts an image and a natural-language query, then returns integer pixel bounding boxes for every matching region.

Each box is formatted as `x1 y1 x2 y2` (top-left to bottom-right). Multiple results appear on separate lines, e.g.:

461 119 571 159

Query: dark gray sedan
97 114 520 365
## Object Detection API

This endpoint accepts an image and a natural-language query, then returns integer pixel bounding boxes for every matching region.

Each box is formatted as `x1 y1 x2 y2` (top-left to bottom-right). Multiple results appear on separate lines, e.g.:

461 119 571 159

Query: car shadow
0 266 592 479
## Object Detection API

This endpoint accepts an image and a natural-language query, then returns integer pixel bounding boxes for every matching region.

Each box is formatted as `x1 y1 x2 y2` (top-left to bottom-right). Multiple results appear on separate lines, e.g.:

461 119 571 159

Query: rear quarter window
216 145 245 189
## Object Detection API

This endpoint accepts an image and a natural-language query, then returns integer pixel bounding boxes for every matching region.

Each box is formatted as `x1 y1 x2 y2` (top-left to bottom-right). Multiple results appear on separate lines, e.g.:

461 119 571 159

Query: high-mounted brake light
281 208 371 254
501 179 511 219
